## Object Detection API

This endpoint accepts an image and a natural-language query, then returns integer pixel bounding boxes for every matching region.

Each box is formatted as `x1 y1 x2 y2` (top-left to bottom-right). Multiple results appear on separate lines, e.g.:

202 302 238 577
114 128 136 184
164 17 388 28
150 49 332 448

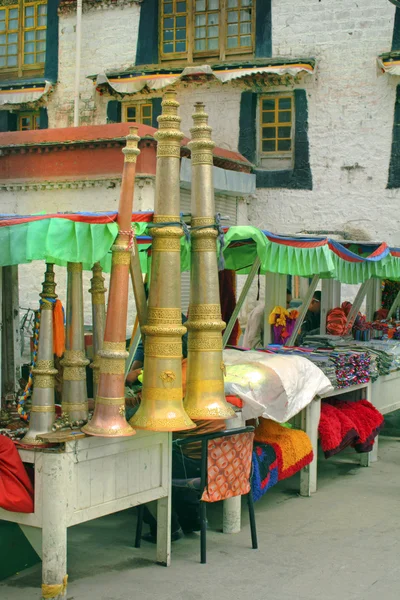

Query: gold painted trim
67 262 83 273
100 358 126 375
96 396 126 406
62 402 88 411
144 341 183 358
102 341 126 353
34 377 56 388
142 387 183 401
30 405 55 413
63 367 87 381
112 251 132 266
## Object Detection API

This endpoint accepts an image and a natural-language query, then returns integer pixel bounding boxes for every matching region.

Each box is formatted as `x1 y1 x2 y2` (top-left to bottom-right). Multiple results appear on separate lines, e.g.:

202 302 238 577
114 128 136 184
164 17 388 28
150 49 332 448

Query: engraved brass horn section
22 264 57 446
82 128 140 437
183 102 235 420
61 262 90 425
89 262 107 398
130 90 195 432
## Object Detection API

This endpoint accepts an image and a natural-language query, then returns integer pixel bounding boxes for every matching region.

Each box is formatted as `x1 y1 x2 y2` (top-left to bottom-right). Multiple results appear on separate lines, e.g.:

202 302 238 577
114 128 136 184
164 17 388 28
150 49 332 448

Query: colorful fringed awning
1 213 400 284
377 54 400 76
92 60 315 96
0 81 52 107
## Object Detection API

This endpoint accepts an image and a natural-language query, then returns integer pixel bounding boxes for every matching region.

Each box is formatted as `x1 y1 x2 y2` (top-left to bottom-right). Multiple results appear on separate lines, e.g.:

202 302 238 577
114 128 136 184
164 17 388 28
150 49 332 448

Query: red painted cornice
0 123 252 177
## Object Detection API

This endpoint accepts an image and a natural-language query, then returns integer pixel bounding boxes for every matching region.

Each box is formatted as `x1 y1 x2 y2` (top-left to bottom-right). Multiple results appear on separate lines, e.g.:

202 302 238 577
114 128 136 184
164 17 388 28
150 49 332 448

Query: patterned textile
251 443 279 502
255 418 314 481
201 432 254 503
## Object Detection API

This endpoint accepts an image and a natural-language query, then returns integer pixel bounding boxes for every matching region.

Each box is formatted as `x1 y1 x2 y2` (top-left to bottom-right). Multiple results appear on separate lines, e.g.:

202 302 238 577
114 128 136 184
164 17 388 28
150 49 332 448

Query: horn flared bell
183 370 236 421
130 397 196 432
82 399 135 437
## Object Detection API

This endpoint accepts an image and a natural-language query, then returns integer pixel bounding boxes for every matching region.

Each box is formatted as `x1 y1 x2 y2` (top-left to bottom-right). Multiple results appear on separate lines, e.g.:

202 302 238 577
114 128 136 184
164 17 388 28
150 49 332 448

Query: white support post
366 279 382 321
287 275 320 346
1 266 20 396
320 279 341 334
223 411 244 533
387 289 400 319
223 258 261 348
41 452 69 599
156 433 172 566
0 267 2 405
263 273 287 346
345 280 372 332
299 397 321 496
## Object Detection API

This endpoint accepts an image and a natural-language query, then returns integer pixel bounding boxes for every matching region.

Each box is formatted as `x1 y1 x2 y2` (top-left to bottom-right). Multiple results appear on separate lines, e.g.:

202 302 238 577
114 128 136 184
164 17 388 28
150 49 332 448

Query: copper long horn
130 89 195 432
22 264 58 445
183 103 235 420
82 128 140 437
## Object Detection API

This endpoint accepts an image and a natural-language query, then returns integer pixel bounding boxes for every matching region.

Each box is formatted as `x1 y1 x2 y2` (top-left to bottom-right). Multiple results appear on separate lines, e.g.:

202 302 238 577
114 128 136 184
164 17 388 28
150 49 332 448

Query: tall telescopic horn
61 262 90 426
89 262 107 400
82 128 140 437
22 264 58 445
183 103 235 420
130 89 195 432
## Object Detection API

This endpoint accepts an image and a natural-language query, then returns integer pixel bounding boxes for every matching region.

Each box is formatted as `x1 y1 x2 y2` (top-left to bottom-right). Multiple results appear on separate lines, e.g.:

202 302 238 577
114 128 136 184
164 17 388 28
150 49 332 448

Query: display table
0 431 171 599
299 382 374 497
371 371 400 415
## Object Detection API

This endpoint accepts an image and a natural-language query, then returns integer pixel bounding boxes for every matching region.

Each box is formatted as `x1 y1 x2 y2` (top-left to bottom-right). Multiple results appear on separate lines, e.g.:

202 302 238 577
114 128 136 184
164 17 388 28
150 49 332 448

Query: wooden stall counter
0 430 172 600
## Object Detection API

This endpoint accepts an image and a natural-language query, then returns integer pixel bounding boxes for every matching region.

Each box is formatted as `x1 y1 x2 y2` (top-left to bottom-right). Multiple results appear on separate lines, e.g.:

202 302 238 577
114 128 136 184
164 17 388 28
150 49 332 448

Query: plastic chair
135 425 258 564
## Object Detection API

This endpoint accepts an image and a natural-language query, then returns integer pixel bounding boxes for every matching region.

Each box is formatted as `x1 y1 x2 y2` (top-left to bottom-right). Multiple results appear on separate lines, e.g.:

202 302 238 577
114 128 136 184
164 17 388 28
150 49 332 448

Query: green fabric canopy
1 218 400 284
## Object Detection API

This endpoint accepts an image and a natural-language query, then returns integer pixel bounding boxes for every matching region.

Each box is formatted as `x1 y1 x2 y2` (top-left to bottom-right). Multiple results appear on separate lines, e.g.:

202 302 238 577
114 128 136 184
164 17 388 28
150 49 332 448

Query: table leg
223 497 241 534
41 453 68 600
156 433 171 566
300 398 321 497
223 411 244 533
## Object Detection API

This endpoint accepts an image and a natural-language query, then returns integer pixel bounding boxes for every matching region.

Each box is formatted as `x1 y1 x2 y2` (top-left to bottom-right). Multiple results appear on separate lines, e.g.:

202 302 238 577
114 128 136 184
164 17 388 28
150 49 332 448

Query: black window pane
262 140 275 152
278 139 291 151
262 99 275 111
279 98 291 110
278 126 291 138
262 112 274 124
262 127 276 139
278 111 291 123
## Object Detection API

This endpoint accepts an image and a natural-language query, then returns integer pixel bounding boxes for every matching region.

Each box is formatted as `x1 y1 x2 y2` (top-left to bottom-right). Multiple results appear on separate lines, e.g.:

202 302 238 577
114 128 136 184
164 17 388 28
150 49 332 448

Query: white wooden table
299 382 374 497
371 370 400 415
0 431 171 599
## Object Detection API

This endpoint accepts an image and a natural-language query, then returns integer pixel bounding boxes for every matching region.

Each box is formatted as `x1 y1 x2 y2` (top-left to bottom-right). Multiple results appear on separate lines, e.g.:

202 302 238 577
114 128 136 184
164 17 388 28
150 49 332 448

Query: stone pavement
1 433 399 600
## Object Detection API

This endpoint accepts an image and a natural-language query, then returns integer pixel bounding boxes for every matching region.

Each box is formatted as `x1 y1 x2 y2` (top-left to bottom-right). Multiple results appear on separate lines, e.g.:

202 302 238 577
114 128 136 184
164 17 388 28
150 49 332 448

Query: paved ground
1 431 399 600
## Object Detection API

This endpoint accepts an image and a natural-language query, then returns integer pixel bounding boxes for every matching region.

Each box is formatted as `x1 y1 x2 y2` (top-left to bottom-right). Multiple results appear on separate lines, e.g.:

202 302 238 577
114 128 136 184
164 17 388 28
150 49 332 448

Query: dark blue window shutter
0 112 8 133
7 112 18 132
292 89 312 189
151 98 162 128
39 107 49 129
393 8 400 51
388 85 400 188
255 0 272 58
136 0 159 66
0 111 17 132
107 100 122 124
45 0 60 81
238 91 257 163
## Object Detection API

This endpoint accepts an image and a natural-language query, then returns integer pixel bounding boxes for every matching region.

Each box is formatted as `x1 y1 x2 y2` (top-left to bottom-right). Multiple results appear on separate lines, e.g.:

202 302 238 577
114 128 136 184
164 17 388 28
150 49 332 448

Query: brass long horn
183 103 235 420
22 264 58 445
89 262 107 400
82 128 140 437
130 90 195 432
61 262 90 426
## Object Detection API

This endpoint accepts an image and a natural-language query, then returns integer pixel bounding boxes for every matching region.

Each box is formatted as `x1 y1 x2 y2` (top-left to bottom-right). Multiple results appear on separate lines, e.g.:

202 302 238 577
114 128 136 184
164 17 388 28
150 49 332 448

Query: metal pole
222 257 261 348
344 280 371 333
287 275 320 345
73 0 82 127
387 288 400 319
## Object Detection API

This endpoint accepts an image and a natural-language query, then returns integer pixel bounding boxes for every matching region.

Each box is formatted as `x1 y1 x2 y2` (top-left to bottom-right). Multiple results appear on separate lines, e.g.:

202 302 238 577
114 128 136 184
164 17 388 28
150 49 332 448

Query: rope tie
191 213 229 271
147 219 191 242
41 575 68 599
119 227 135 250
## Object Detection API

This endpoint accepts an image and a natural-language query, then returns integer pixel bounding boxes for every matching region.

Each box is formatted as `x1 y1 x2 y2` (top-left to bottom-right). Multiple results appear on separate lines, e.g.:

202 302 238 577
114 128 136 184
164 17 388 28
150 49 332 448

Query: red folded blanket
319 399 384 458
0 436 34 513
